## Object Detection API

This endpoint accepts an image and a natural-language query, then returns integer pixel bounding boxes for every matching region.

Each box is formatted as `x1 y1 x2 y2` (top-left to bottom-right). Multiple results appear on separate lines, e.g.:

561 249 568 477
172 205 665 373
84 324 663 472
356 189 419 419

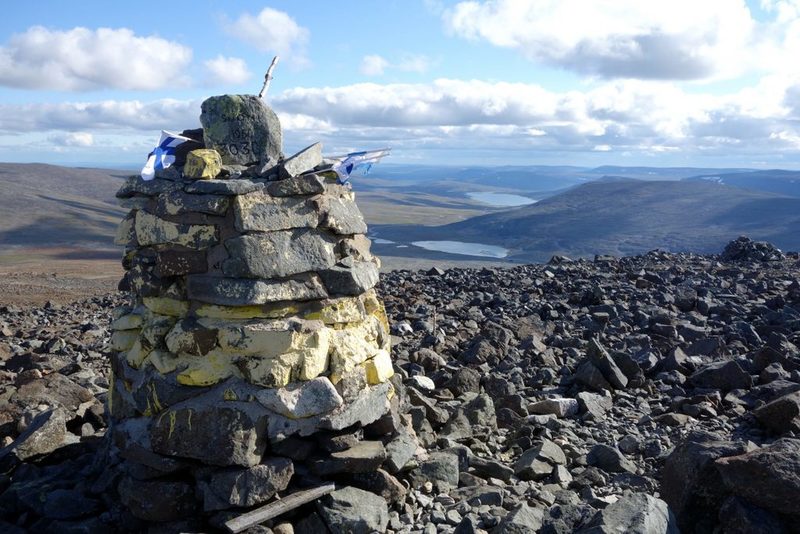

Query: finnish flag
140 130 193 181
327 148 391 184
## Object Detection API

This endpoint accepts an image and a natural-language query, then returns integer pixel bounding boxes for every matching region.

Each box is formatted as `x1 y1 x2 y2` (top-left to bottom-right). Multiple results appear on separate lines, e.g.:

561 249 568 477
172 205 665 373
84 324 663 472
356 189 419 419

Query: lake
467 192 537 207
411 240 509 258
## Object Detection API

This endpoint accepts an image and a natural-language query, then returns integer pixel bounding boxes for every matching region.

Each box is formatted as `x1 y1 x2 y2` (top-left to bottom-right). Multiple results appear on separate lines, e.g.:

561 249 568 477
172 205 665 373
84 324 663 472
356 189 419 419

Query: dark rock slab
198 458 294 511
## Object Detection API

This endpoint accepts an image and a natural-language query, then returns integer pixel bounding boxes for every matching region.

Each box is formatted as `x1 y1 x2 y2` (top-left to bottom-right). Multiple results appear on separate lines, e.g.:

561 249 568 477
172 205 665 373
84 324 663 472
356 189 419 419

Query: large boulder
317 486 389 534
579 493 679 534
200 94 282 166
715 439 800 520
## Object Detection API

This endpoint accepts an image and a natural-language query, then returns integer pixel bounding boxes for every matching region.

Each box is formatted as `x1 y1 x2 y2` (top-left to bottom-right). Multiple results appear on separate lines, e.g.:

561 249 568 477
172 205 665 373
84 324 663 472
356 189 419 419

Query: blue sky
1 0 800 168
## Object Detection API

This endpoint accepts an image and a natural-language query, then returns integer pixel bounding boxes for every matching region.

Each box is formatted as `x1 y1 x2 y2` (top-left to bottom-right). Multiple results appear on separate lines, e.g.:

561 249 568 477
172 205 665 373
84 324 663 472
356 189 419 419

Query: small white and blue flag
326 148 391 184
140 130 193 181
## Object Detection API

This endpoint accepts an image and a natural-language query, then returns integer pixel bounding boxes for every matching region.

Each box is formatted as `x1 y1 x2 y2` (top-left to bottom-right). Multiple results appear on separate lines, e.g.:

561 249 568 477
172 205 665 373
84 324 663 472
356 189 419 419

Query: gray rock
200 94 282 165
715 438 800 519
576 391 613 420
0 408 67 461
310 440 387 475
118 477 196 522
116 176 182 198
384 428 418 473
321 196 368 235
718 496 787 534
579 492 679 534
690 360 753 392
184 178 264 195
529 397 579 418
267 382 392 439
587 338 629 389
469 455 514 482
233 193 319 232
154 249 208 277
154 191 230 216
198 458 294 511
574 360 613 391
587 444 636 474
223 230 336 279
408 452 460 492
187 274 328 306
268 173 326 197
320 261 379 296
317 486 389 534
660 431 751 532
151 399 268 467
256 377 343 419
752 391 800 434
279 142 322 178
494 503 545 533
514 439 566 480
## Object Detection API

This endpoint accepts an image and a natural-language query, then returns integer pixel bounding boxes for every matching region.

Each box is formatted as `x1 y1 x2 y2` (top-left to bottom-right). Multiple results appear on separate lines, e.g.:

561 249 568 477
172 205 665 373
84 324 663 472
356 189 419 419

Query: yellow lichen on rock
298 329 330 380
365 349 394 384
196 302 303 320
183 148 223 180
143 297 190 317
240 352 302 388
176 352 239 386
306 296 367 324
328 318 383 383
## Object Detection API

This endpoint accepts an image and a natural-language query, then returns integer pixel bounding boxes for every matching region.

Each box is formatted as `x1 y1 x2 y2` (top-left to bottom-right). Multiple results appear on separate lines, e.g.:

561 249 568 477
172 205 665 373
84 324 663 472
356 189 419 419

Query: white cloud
4 74 800 164
444 0 757 80
0 26 192 91
226 8 310 68
361 55 389 76
49 132 94 147
360 53 434 77
0 99 200 133
204 55 251 85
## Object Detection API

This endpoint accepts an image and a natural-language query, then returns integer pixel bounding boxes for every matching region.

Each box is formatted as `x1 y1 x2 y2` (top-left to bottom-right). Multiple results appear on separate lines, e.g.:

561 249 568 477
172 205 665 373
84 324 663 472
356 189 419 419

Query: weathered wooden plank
224 483 336 533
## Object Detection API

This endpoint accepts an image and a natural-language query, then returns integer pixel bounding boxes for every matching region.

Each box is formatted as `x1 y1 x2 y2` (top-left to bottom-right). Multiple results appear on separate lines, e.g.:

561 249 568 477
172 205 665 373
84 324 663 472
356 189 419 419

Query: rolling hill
376 178 800 262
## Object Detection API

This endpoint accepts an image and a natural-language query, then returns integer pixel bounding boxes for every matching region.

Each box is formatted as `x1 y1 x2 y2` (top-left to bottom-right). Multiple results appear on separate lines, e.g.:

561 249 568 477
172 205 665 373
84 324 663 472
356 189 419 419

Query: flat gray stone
268 173 326 197
407 452 460 492
223 230 336 279
321 196 368 235
310 441 387 476
155 191 229 216
280 142 323 178
0 408 67 461
184 179 265 195
320 260 379 296
580 493 679 534
200 94 282 165
587 444 637 473
198 458 294 511
233 192 319 232
187 274 329 305
495 503 545 533
256 377 343 419
529 398 579 418
116 176 181 198
150 398 269 467
317 486 389 534
118 477 196 522
267 382 392 439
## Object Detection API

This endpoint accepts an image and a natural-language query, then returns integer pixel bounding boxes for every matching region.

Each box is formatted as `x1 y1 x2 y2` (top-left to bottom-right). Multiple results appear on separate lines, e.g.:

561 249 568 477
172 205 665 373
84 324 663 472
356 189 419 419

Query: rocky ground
0 237 799 533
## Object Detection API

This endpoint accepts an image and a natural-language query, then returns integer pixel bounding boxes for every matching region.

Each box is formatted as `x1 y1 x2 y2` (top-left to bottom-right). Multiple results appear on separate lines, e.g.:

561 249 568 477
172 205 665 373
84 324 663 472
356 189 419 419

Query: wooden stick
258 56 280 99
224 483 336 533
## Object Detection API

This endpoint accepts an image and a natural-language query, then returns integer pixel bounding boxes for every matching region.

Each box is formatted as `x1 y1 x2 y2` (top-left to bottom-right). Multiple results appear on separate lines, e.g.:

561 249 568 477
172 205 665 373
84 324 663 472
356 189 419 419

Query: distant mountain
380 179 800 262
0 163 129 248
685 169 800 197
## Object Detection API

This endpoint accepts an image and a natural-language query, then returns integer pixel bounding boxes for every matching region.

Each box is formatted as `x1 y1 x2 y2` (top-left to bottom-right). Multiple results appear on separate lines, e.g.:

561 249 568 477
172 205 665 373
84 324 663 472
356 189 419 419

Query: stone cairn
108 95 413 530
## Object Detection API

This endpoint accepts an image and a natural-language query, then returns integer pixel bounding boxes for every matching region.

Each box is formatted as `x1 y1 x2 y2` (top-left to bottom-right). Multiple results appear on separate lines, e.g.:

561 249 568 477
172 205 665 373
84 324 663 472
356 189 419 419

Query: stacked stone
106 95 410 528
